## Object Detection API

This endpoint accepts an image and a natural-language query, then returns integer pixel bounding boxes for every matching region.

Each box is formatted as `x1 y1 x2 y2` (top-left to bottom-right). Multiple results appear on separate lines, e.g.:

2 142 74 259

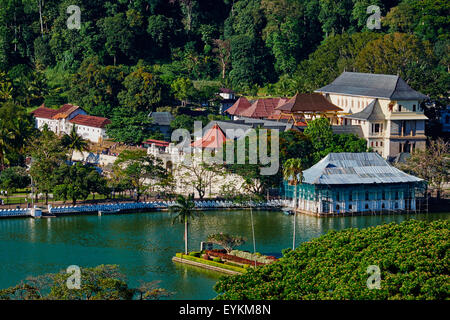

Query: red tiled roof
69 114 111 128
31 104 59 119
225 97 251 115
276 93 342 113
31 103 82 120
53 104 80 119
239 98 282 118
220 88 234 94
144 139 170 147
191 124 227 149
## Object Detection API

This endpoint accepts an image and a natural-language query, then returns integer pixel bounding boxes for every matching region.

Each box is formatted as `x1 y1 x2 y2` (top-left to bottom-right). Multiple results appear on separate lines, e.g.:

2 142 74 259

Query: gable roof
225 97 252 115
344 99 386 121
302 152 423 185
31 103 82 120
149 112 174 126
69 114 111 128
53 104 81 119
276 93 342 113
31 104 59 119
192 123 227 149
239 98 281 118
315 72 428 101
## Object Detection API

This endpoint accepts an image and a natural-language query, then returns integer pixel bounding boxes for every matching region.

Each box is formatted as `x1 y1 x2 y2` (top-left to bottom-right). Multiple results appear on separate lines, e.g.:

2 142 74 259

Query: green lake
0 210 448 299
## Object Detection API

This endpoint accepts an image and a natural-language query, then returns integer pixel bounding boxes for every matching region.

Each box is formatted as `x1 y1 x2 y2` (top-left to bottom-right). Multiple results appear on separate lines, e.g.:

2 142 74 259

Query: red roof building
143 139 170 148
31 103 111 143
225 97 251 116
69 114 111 128
276 93 342 113
31 104 59 119
239 98 283 119
191 123 227 149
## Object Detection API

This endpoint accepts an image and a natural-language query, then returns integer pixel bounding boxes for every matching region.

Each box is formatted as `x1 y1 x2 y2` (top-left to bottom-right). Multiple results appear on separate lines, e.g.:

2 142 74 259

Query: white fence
49 199 286 215
0 208 30 218
0 200 286 218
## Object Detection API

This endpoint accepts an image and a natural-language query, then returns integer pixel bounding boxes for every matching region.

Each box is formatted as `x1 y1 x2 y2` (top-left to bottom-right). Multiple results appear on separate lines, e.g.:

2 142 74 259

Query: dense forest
0 0 448 143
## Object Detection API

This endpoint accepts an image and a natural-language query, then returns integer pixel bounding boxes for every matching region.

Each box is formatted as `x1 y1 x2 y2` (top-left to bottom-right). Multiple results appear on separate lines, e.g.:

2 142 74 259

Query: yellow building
315 72 428 160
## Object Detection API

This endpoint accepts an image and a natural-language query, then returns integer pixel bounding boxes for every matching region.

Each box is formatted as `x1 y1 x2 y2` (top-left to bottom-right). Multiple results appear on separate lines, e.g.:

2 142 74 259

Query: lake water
0 210 448 299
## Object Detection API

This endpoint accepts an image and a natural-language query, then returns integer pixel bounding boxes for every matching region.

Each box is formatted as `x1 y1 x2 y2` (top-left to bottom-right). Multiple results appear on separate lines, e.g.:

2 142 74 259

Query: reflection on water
0 210 448 299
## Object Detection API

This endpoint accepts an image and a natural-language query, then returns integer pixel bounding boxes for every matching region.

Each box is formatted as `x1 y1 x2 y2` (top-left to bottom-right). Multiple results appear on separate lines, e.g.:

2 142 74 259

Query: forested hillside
0 0 448 142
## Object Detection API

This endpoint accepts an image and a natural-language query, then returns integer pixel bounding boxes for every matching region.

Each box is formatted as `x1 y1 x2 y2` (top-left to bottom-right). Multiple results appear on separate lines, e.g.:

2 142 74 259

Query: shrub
189 251 201 257
213 257 222 263
206 250 265 266
214 220 450 300
176 254 246 273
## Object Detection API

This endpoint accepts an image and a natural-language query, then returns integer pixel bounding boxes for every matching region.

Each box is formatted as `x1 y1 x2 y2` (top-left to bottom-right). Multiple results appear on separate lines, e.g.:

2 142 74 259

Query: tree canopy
214 219 450 300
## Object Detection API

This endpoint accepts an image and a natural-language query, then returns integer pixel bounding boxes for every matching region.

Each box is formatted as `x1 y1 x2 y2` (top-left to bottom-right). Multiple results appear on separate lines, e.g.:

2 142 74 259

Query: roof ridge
389 75 401 99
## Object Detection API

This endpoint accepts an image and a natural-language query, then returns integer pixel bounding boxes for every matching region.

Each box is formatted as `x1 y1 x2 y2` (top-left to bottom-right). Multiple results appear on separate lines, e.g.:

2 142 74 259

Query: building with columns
315 72 428 160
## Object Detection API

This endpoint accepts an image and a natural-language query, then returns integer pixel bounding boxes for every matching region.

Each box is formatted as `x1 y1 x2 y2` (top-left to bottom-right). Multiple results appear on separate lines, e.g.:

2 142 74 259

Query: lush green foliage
0 0 448 145
0 265 171 300
206 233 246 253
214 219 450 300
112 149 167 202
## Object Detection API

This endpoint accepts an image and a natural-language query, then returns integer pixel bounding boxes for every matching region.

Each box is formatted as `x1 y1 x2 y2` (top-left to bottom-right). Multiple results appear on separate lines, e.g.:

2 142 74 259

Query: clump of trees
1 0 448 146
224 118 368 199
214 219 450 300
0 265 171 300
207 233 246 254
398 139 449 198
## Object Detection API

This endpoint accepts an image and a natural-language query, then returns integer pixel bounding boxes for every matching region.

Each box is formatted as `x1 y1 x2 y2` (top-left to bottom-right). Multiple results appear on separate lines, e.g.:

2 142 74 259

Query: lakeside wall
0 200 287 218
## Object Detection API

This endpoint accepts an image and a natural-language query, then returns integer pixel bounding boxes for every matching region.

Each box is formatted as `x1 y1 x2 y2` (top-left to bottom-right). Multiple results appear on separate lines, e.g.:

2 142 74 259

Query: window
380 141 383 146
365 191 369 201
349 204 352 210
395 202 399 209
365 204 369 209
382 203 385 209
395 191 399 200
398 105 402 112
336 193 340 201
413 104 416 112
349 192 353 201
382 191 385 200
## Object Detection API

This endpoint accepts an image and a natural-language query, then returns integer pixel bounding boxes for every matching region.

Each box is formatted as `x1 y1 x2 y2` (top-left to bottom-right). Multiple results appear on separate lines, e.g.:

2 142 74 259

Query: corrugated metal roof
302 153 422 185
149 112 174 126
315 72 428 101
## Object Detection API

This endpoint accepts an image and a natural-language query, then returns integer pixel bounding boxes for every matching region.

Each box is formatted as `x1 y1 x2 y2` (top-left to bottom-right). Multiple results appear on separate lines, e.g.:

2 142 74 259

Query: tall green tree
170 194 200 255
112 149 167 202
355 32 445 98
282 158 304 250
61 125 89 161
27 125 67 204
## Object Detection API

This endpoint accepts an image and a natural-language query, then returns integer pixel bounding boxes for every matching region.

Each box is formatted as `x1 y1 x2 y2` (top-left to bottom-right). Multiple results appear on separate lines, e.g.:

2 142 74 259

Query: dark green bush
214 220 450 300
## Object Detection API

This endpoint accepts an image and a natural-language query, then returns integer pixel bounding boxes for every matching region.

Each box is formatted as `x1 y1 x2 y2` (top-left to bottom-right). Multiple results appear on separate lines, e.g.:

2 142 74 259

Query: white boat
98 209 121 216
282 207 294 215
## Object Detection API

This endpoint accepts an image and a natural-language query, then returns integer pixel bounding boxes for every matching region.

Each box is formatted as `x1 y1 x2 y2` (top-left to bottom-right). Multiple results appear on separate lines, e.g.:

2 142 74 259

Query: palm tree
62 125 89 161
170 194 201 254
0 127 14 168
282 158 304 250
